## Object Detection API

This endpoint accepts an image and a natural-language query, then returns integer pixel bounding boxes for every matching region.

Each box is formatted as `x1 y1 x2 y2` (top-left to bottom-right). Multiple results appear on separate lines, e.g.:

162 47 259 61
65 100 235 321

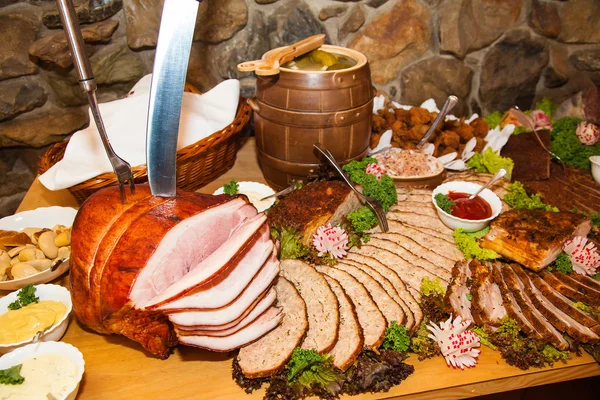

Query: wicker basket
38 85 252 204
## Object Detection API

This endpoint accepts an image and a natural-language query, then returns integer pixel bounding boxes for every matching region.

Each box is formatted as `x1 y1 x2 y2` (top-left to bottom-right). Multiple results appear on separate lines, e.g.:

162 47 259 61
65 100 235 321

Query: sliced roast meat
280 259 339 353
444 260 474 323
528 273 600 336
154 227 274 311
491 262 543 340
541 270 600 306
568 272 600 291
168 256 279 327
510 264 599 343
136 213 268 308
324 275 364 371
175 289 277 336
178 306 283 352
554 271 600 300
371 232 454 272
389 202 438 217
315 265 386 349
387 210 453 234
351 244 430 292
364 238 451 282
469 260 507 327
345 252 422 329
237 277 308 378
342 258 415 331
386 221 462 258
501 264 570 350
335 262 405 326
480 209 592 271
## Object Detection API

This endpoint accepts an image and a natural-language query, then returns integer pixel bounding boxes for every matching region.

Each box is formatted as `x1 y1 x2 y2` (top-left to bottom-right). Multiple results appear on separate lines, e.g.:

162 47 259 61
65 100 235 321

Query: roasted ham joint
70 184 281 359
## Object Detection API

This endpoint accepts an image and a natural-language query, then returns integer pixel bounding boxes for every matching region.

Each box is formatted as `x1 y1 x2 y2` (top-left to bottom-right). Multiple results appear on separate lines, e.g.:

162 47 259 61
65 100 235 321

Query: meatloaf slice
345 252 422 330
335 262 405 326
324 275 364 371
237 277 308 378
491 262 543 340
386 221 463 258
541 270 600 306
315 266 386 349
342 258 415 331
280 259 339 353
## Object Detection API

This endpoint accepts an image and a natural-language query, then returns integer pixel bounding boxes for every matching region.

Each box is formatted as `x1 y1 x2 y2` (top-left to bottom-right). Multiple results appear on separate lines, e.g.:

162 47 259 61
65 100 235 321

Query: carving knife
146 0 202 197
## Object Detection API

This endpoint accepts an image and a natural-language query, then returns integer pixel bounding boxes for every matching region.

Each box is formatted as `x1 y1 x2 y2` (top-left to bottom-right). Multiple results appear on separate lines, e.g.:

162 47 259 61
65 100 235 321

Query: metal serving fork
313 143 389 232
56 0 135 203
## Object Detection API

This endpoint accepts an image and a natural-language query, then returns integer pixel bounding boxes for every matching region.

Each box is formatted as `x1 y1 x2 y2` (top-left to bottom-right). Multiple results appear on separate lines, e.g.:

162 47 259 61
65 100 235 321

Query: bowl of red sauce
431 181 502 232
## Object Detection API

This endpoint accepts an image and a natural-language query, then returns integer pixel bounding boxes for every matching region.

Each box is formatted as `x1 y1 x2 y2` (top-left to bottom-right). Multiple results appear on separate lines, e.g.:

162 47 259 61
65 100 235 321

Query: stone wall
1 0 599 216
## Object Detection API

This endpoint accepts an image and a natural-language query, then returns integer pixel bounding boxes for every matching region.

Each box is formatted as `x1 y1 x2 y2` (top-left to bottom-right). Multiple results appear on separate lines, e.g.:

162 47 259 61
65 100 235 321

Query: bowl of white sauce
213 181 276 212
0 341 84 400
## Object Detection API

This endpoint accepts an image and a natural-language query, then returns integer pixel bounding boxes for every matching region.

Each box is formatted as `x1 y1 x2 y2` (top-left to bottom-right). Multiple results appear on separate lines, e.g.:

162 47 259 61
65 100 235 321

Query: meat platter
3 118 600 399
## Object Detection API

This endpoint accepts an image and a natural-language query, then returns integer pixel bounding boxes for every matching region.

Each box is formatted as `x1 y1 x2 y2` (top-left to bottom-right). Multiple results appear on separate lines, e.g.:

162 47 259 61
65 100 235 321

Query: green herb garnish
504 181 558 212
0 364 24 385
466 293 473 301
434 193 455 214
347 206 378 234
466 148 514 179
381 321 410 353
223 180 239 195
553 252 573 274
453 227 500 261
7 284 39 310
551 116 600 170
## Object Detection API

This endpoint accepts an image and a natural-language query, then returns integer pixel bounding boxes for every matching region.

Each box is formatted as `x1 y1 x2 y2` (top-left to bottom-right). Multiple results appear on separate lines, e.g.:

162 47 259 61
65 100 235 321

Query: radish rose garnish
365 163 383 180
312 224 349 259
563 236 600 276
427 315 481 369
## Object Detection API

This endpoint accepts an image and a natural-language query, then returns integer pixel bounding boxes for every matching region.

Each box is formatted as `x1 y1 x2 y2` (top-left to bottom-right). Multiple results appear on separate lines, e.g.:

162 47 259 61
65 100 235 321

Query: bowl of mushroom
0 207 77 291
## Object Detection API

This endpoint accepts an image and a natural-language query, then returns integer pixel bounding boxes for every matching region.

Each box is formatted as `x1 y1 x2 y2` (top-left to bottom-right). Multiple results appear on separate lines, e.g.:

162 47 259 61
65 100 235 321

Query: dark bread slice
315 265 386 349
280 259 339 353
237 277 308 378
324 275 364 371
335 262 405 326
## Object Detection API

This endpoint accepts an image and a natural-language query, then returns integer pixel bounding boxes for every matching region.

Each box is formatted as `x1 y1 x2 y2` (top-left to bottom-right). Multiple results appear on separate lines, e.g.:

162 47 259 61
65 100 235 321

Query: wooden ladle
237 34 326 76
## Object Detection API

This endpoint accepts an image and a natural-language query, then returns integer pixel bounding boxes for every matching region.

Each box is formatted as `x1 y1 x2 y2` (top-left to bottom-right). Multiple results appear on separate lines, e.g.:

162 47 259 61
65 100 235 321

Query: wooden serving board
9 138 600 400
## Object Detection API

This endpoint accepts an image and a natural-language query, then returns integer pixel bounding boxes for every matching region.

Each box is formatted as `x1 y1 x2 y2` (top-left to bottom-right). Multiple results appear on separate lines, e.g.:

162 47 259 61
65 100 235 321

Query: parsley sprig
7 284 39 310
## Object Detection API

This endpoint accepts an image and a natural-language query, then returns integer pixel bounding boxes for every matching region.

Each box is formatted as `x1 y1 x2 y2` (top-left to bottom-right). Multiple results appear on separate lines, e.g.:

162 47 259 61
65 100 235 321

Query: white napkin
40 74 240 191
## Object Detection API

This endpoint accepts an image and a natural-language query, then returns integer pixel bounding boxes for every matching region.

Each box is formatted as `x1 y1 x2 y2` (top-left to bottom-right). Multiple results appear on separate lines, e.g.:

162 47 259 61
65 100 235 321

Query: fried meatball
470 117 489 138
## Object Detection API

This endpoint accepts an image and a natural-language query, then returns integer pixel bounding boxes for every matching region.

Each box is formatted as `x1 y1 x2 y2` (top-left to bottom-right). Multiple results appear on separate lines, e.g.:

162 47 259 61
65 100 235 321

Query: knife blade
146 0 201 197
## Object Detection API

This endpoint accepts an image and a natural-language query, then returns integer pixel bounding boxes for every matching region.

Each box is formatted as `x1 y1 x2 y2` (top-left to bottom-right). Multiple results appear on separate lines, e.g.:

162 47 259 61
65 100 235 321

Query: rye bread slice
280 259 339 353
238 277 308 378
335 262 405 326
324 275 364 371
343 258 415 331
315 266 386 349
345 252 422 330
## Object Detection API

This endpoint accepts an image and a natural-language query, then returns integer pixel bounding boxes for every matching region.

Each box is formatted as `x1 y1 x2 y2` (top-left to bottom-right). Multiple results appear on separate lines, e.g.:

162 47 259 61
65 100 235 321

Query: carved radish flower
563 236 600 276
530 110 551 130
365 163 383 180
427 315 481 369
576 121 600 146
312 224 349 259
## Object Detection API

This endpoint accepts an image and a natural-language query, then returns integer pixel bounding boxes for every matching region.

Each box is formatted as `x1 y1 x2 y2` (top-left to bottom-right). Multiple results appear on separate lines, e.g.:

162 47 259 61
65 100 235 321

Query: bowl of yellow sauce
0 284 72 354
0 341 84 400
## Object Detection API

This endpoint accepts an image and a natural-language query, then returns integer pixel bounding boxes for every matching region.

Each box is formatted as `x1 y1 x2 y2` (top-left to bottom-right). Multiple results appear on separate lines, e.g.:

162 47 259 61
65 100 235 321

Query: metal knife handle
55 0 96 93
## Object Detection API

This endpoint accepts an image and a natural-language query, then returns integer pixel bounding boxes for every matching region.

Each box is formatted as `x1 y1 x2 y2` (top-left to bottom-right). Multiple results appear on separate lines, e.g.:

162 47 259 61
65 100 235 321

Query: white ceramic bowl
591 156 600 184
0 206 77 291
0 341 84 400
0 284 72 354
431 181 502 232
214 181 276 212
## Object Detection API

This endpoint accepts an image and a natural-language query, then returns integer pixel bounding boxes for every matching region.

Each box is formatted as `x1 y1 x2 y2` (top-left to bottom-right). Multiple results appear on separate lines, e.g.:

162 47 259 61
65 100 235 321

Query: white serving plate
214 181 276 212
0 207 77 291
432 181 502 232
0 284 72 354
0 341 84 400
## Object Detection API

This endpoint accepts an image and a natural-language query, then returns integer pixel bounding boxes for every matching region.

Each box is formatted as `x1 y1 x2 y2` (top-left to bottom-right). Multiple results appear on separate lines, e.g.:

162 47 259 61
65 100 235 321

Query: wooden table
13 138 600 399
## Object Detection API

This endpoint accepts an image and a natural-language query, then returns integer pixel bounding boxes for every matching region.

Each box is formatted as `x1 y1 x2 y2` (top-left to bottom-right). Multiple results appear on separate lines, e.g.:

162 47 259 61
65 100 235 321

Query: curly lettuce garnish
466 148 514 179
223 180 239 195
453 227 500 261
381 321 410 353
504 181 558 212
434 193 455 214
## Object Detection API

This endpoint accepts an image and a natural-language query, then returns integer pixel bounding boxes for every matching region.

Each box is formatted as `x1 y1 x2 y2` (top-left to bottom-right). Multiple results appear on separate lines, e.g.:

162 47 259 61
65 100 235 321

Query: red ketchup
447 191 492 220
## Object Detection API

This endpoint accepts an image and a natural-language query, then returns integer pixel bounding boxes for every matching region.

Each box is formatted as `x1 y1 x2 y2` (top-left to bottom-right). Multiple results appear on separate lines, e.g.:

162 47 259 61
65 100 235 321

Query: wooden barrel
251 45 373 189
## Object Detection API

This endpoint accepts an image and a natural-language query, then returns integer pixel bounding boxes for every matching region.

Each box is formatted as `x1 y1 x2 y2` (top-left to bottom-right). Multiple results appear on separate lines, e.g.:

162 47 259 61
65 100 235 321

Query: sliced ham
238 277 308 378
324 275 364 371
154 227 274 311
168 256 279 327
178 307 283 352
138 213 268 308
315 265 386 349
175 289 277 337
280 260 339 353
